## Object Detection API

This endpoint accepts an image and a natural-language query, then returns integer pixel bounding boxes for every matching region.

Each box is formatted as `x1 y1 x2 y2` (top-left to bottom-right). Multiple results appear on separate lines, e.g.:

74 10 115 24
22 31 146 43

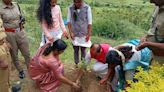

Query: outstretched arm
67 7 74 40
57 74 79 88
86 6 92 42
137 41 164 50
99 64 115 85
48 62 80 90
75 68 85 85
59 6 68 39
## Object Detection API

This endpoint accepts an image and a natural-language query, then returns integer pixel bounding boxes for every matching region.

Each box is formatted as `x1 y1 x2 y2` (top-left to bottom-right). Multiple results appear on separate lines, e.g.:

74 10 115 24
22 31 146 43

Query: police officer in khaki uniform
0 18 11 92
0 0 30 79
138 0 164 64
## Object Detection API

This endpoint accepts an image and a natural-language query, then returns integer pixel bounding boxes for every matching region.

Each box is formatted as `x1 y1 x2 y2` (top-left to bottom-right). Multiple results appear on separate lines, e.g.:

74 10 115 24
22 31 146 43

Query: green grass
60 36 129 65
1 0 155 64
3 1 163 91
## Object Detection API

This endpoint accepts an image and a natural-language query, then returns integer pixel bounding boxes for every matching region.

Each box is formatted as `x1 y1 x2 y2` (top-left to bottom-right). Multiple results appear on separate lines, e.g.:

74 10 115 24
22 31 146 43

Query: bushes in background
124 65 164 92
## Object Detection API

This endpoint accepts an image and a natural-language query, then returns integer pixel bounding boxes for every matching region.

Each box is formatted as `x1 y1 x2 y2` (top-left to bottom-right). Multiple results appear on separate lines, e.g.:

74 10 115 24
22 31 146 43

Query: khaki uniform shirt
0 42 11 92
0 2 20 29
0 17 11 92
147 6 164 64
148 6 164 37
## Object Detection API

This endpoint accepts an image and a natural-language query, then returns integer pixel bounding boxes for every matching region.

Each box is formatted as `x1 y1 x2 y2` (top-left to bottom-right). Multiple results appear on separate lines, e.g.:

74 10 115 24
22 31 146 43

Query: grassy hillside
11 0 154 61
3 0 164 92
2 1 163 92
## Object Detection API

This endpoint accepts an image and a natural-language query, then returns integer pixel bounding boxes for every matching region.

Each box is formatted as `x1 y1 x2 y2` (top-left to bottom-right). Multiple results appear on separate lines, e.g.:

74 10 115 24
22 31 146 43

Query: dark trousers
73 46 86 64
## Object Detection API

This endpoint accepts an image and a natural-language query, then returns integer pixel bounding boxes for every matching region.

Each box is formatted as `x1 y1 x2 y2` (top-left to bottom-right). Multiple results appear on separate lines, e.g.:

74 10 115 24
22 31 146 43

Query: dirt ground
10 63 107 92
56 66 106 92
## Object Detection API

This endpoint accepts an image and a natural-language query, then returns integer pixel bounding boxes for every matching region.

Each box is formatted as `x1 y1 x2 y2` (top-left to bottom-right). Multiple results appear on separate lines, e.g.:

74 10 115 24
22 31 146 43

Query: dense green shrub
124 65 164 92
92 7 151 39
16 0 153 40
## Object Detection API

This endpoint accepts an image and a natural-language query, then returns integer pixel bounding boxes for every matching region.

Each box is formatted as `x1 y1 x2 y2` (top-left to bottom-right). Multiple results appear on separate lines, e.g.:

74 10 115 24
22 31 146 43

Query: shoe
12 81 21 92
19 70 25 79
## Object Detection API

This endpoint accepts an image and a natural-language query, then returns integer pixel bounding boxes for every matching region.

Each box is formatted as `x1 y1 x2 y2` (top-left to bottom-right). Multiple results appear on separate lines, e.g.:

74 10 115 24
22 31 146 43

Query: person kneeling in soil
99 39 152 92
74 43 114 92
84 43 114 78
28 39 80 92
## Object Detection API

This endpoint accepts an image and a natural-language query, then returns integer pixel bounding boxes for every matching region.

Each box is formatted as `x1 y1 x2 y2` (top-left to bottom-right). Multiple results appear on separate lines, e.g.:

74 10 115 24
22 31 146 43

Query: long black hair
106 50 125 82
106 46 134 81
43 39 67 56
118 46 134 60
90 43 101 53
37 0 53 28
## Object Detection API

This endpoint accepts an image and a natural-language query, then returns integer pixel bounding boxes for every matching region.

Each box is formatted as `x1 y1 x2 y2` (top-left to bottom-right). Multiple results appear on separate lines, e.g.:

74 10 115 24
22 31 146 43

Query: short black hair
90 43 101 53
106 50 122 65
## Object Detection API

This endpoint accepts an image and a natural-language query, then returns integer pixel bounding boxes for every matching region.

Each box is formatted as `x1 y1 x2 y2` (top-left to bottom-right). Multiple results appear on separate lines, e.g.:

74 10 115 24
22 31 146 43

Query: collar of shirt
2 2 15 9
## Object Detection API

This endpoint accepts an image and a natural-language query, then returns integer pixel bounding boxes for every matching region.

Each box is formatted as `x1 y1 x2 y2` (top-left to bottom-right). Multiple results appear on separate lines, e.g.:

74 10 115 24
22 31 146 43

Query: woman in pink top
29 39 80 92
37 0 68 46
